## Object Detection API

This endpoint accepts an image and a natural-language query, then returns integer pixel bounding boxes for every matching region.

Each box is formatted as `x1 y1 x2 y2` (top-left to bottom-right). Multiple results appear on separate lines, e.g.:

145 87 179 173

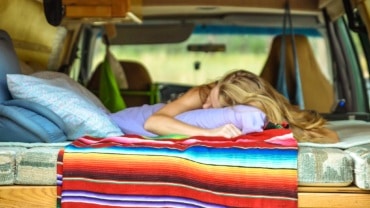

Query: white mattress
0 147 25 185
0 142 356 187
298 147 353 186
0 143 67 185
345 143 370 190
299 120 370 149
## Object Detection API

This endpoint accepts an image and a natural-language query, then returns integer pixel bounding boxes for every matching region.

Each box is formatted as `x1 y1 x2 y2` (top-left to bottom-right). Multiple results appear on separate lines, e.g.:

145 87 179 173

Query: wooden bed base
0 186 369 208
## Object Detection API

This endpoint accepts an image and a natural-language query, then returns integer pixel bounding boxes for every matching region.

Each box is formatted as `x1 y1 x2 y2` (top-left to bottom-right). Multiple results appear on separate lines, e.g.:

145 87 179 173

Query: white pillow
7 74 123 140
31 71 108 113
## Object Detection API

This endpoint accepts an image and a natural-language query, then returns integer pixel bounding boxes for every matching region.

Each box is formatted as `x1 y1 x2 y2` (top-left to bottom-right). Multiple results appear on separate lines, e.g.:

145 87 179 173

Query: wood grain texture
63 0 129 18
298 192 370 208
0 186 56 208
1 186 370 208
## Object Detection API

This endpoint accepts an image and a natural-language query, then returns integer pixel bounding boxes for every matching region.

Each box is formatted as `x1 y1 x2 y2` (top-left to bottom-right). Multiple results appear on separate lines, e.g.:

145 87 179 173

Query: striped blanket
57 129 298 208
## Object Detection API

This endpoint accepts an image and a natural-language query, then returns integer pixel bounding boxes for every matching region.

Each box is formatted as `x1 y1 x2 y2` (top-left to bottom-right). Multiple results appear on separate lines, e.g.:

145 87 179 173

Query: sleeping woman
112 69 339 143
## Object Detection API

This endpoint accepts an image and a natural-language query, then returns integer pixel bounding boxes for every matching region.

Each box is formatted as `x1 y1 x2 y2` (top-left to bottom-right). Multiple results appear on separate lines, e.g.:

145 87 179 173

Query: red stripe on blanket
62 180 297 208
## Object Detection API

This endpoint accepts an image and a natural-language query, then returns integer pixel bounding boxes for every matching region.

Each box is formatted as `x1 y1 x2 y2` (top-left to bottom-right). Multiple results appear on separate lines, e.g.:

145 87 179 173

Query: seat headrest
0 30 21 102
260 34 334 113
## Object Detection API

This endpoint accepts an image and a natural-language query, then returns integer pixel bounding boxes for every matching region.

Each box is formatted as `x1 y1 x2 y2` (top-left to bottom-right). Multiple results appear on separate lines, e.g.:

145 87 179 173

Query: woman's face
202 85 222 109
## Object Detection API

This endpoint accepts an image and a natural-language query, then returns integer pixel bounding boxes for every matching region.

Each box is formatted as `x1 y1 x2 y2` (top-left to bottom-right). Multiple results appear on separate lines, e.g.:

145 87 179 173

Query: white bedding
346 143 370 190
299 120 370 149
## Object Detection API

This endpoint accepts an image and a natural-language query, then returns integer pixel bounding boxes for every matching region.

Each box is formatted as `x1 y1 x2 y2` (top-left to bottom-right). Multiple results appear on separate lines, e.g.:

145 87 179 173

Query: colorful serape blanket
57 129 298 208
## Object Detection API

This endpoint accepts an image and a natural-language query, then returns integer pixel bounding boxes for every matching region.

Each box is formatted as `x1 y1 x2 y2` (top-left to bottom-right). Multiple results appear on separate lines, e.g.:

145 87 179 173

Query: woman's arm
144 87 242 138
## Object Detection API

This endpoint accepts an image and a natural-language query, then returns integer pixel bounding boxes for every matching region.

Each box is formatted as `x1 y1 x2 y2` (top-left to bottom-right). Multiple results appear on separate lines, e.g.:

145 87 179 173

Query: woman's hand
205 123 242 138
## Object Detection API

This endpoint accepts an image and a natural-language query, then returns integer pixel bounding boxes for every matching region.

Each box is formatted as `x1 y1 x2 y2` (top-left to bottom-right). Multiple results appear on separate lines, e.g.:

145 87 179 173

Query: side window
350 31 370 106
333 16 370 112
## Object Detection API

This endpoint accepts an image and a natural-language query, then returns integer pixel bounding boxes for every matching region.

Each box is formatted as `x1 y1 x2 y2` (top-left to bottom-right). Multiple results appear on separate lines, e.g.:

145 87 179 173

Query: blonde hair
202 69 330 143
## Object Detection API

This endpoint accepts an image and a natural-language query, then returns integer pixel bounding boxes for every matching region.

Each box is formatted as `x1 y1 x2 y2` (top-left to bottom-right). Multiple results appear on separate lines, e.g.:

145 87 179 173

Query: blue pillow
0 99 67 143
7 74 123 140
110 103 267 136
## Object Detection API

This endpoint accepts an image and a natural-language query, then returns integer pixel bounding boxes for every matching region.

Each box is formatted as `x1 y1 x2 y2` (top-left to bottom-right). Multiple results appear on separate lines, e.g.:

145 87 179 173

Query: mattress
298 147 353 186
15 147 62 185
0 143 68 185
345 143 370 190
297 120 370 188
3 120 370 188
0 147 26 185
0 142 358 188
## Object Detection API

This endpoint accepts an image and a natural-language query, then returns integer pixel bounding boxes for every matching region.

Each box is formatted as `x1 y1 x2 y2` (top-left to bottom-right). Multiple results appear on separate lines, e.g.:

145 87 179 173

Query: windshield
91 25 330 86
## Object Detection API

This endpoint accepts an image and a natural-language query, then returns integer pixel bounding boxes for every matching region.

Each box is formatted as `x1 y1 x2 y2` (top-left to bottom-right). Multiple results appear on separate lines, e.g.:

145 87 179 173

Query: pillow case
0 99 67 143
110 103 267 137
32 71 109 113
7 74 123 140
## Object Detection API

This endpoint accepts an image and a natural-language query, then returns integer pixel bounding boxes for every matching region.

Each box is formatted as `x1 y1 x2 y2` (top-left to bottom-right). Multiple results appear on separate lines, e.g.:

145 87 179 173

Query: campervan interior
1 0 370 207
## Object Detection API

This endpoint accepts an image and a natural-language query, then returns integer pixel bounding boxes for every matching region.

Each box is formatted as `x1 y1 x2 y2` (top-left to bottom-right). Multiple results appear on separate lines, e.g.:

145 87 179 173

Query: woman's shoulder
153 88 203 116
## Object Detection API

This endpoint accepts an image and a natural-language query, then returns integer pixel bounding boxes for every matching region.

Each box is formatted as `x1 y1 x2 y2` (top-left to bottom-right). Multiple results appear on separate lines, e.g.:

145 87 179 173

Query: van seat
0 30 21 102
260 34 334 113
88 60 155 107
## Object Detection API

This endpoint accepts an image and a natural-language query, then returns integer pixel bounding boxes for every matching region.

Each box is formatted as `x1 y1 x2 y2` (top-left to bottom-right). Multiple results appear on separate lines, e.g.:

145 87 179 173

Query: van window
350 31 370 105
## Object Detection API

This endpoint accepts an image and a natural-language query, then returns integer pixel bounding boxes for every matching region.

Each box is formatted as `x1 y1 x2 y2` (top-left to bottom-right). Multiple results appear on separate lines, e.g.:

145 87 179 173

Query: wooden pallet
1 185 369 208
